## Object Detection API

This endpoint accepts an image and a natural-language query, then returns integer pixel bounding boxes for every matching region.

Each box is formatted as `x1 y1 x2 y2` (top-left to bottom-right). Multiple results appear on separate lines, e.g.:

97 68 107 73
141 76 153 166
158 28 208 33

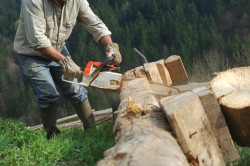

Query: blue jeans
17 47 88 109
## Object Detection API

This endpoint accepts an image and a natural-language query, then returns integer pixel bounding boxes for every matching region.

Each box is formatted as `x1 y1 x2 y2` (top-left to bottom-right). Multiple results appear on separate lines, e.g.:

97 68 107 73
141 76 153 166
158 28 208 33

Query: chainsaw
63 56 123 91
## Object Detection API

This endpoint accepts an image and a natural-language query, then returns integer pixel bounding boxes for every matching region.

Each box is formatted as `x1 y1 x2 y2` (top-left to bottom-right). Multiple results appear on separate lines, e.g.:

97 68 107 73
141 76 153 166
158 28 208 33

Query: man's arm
99 35 112 47
39 46 83 79
22 0 51 51
100 36 122 65
77 0 112 43
39 46 65 62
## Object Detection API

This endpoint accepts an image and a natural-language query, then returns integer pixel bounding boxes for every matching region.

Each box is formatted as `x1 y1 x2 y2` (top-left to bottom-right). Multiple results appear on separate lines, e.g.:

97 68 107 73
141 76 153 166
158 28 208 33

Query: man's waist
19 54 52 62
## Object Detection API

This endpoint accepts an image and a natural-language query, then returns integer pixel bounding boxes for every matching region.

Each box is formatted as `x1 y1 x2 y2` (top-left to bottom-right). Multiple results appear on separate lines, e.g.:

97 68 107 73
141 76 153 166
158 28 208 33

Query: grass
232 145 250 166
0 119 115 166
0 119 250 166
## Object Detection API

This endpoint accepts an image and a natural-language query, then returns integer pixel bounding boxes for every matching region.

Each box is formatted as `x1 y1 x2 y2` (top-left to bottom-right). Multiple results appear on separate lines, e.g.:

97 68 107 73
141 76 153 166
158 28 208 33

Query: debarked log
210 66 250 147
192 87 239 163
97 78 189 166
160 91 225 166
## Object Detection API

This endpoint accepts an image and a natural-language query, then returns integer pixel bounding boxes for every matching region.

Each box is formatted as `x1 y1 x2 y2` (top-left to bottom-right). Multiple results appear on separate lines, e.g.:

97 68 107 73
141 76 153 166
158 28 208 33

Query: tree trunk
210 66 250 147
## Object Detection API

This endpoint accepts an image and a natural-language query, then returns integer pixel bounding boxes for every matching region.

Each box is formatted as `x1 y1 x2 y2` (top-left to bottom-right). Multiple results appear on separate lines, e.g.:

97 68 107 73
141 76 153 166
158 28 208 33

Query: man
13 0 122 139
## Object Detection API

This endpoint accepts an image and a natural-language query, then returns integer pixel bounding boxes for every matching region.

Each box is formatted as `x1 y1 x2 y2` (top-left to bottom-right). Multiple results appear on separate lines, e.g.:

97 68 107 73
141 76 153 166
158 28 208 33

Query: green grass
1 119 250 166
0 119 115 166
232 145 250 166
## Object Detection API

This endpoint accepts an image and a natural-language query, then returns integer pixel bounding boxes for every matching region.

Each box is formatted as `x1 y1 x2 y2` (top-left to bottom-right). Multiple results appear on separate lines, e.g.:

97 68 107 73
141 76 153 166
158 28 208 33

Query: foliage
0 119 115 166
233 145 250 166
188 50 231 82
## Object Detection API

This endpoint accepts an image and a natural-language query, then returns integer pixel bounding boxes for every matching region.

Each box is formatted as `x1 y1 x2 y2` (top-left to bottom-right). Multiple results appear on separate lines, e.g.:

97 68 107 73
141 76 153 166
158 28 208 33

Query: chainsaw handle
90 56 115 77
102 56 115 65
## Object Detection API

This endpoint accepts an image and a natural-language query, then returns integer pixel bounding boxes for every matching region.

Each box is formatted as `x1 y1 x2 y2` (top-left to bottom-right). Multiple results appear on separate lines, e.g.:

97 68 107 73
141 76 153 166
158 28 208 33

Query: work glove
106 43 122 65
58 57 83 79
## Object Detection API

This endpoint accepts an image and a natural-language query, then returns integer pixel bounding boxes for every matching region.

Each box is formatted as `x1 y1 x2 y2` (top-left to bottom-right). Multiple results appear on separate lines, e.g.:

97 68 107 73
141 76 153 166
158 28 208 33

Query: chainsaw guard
90 72 122 90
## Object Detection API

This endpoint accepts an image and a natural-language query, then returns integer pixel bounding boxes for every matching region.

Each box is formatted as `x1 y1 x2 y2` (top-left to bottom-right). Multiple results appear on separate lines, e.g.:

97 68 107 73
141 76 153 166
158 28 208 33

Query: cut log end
210 67 250 109
210 66 250 147
165 55 188 84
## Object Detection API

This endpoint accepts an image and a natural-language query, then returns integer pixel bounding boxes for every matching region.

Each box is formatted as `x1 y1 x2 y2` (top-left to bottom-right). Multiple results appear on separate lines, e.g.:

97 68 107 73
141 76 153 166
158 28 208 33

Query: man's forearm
39 46 65 62
99 35 112 46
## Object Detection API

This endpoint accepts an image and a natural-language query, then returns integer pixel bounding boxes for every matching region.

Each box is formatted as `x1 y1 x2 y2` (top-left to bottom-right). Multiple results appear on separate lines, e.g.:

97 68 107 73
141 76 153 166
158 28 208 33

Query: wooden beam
160 91 225 166
144 59 172 85
165 55 188 84
192 87 239 163
173 82 209 93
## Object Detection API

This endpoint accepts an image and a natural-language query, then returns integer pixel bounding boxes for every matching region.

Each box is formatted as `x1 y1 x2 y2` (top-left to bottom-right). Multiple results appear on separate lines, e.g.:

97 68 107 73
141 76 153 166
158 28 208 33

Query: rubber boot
72 98 96 132
39 107 61 140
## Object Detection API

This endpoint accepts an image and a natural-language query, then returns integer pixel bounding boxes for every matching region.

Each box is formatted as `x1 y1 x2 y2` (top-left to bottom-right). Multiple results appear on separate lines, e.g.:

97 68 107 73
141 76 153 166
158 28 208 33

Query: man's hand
58 57 83 79
106 43 122 65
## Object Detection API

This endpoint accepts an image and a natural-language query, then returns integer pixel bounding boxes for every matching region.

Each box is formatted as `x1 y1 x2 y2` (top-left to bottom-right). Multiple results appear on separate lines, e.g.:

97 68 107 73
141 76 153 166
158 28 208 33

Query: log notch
123 66 147 80
160 91 225 166
174 82 209 93
149 81 179 100
97 78 189 166
192 87 239 163
165 55 188 84
210 67 250 147
144 60 172 85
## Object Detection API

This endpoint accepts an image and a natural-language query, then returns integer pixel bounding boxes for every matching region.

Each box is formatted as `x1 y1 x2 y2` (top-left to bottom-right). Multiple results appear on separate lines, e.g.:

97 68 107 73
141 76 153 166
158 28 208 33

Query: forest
0 0 249 126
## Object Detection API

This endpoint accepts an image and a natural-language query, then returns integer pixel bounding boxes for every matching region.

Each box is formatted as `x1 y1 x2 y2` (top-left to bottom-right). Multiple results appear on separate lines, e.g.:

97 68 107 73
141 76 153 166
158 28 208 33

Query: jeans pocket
17 55 46 77
23 63 46 77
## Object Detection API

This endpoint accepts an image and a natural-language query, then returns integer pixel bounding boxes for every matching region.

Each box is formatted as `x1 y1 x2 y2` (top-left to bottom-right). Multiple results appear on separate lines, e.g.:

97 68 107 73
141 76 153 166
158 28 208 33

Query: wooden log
160 91 225 166
97 78 189 166
123 66 147 80
210 67 250 147
144 60 172 85
173 82 209 93
156 59 172 85
192 87 239 163
149 81 179 100
144 62 163 84
28 108 113 130
165 55 188 84
94 108 113 125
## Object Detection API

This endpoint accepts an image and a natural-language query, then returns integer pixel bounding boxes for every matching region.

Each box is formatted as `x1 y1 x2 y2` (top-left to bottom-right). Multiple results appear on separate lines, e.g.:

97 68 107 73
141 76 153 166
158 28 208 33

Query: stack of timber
98 55 241 165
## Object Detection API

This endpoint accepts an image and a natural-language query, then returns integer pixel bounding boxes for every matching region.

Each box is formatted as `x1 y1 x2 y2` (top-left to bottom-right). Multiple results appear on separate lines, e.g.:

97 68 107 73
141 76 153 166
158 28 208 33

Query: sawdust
126 97 142 119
